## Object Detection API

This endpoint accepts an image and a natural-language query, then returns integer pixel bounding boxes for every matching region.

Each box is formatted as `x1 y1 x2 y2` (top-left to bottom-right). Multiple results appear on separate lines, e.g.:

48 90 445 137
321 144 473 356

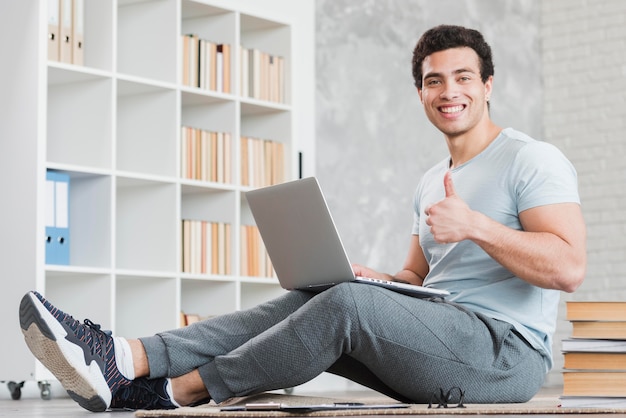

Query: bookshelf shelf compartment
117 0 178 84
47 72 113 169
240 14 290 105
241 109 291 141
117 80 178 177
116 178 177 272
181 1 235 45
82 0 115 72
45 271 113 330
181 279 238 318
240 282 285 311
64 172 113 268
116 275 178 337
181 187 236 223
182 99 237 135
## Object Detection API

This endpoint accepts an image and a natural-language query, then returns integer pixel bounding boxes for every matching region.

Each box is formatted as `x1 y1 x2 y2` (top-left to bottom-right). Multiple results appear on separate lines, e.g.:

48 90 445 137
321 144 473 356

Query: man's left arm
425 171 586 292
470 202 586 292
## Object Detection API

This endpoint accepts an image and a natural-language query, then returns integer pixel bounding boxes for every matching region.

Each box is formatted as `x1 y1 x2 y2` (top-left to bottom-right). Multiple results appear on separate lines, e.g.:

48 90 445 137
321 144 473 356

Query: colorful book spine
240 136 284 188
181 220 231 276
181 34 231 93
181 126 232 184
239 45 285 103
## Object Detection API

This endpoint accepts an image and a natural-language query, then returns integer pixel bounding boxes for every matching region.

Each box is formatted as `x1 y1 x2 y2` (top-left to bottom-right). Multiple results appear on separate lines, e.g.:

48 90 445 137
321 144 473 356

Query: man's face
418 47 492 139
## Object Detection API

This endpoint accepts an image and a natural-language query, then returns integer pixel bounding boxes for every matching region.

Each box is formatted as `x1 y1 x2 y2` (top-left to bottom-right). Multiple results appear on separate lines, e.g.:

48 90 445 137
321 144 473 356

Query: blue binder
45 170 70 265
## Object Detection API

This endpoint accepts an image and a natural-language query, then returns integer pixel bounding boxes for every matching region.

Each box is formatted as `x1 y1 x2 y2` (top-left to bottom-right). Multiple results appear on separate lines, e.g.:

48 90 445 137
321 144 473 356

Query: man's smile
439 104 465 114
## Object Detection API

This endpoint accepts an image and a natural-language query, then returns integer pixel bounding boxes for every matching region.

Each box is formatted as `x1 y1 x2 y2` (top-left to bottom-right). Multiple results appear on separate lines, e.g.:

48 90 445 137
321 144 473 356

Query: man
19 25 586 412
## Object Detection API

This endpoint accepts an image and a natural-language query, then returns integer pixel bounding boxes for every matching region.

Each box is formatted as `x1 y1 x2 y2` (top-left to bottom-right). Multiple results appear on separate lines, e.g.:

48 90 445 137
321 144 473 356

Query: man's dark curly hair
412 25 494 89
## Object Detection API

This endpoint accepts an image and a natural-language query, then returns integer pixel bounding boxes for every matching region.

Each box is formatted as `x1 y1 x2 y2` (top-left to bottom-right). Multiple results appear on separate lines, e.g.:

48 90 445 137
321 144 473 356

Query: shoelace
50 306 109 359
64 317 110 358
44 295 110 359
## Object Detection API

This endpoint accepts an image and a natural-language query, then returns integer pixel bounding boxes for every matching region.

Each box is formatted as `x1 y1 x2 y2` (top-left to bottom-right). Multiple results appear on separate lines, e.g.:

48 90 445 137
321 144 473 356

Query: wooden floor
0 384 613 417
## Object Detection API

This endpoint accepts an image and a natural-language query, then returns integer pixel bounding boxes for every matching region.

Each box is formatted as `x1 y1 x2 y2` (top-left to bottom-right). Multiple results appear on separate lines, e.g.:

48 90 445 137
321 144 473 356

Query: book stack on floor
561 301 626 408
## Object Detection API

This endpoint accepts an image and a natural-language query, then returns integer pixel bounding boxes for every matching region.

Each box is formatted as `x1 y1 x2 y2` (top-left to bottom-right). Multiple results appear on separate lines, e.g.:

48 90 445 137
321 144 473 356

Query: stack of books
240 225 274 278
561 301 626 408
240 136 284 188
181 34 231 93
181 126 232 184
240 46 285 103
181 219 231 276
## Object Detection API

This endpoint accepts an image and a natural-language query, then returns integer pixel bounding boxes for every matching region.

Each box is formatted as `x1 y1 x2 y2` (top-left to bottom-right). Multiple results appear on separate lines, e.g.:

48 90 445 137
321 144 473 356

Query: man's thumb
444 171 456 197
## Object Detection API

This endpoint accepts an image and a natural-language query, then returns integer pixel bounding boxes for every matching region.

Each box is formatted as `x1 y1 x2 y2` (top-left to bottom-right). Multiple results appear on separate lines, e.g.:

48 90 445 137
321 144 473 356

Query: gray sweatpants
139 282 546 404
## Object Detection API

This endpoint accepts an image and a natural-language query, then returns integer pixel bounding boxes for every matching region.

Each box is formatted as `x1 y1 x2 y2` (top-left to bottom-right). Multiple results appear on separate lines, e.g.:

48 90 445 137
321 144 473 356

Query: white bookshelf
1 0 315 396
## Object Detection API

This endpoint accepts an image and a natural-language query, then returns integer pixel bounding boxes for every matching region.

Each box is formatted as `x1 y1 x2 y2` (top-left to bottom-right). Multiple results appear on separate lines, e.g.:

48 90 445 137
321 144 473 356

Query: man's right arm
393 235 429 285
351 235 429 285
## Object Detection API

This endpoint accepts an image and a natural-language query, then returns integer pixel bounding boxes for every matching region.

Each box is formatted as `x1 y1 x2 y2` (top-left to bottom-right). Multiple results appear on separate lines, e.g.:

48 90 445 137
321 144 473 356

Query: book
561 301 626 405
240 136 285 187
240 46 285 103
181 35 190 85
181 220 231 275
567 301 626 321
564 351 626 370
571 320 626 340
560 396 626 408
180 126 232 183
222 44 231 93
562 338 626 352
239 225 273 278
563 371 626 396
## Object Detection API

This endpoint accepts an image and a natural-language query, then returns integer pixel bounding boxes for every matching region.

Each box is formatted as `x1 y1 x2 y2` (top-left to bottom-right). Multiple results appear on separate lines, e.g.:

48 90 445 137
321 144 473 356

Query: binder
45 170 70 265
59 0 73 63
72 0 84 66
48 0 60 61
221 402 410 412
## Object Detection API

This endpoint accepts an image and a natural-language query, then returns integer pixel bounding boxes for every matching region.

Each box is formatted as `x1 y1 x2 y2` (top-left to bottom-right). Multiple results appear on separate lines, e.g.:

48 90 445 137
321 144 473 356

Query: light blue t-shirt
413 128 580 371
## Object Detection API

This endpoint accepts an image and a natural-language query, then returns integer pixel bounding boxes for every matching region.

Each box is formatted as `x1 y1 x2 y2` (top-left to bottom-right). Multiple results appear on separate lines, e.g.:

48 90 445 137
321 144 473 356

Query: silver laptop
245 177 449 298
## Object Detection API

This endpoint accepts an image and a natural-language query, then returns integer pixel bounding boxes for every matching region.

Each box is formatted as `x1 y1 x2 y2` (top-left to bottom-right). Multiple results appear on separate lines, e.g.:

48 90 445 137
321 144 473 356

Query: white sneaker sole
19 292 111 412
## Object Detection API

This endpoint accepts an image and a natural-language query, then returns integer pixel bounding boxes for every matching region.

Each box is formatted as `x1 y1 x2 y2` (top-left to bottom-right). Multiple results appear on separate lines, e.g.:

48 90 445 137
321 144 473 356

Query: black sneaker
19 291 132 412
110 377 177 410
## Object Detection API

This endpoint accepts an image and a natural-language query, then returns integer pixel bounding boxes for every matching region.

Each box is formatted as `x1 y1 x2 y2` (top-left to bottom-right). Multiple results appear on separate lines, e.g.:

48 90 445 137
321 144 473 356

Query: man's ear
484 75 493 99
417 86 423 103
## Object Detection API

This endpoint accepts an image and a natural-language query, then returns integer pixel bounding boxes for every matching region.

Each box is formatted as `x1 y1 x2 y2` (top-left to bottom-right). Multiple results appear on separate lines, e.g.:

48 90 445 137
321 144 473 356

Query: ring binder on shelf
45 170 70 265
47 0 60 61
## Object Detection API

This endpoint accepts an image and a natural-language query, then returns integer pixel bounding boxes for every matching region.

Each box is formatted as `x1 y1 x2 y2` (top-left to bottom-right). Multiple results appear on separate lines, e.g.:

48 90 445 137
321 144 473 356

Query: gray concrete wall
315 0 541 273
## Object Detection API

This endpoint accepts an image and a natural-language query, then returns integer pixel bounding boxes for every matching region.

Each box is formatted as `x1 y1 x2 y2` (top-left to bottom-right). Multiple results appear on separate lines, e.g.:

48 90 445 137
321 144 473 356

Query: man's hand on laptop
351 264 393 281
352 264 425 286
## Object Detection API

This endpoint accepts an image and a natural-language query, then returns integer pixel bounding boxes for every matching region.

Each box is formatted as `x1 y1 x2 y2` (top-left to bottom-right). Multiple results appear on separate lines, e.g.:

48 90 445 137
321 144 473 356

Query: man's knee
315 283 362 311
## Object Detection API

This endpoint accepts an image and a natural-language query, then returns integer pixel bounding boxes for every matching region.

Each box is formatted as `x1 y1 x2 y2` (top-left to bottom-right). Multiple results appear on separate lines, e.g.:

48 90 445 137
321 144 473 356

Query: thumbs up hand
443 169 457 198
424 171 473 244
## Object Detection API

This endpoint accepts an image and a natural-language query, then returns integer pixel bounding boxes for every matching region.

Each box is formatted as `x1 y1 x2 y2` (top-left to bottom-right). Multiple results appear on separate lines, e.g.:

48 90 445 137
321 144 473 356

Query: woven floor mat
134 393 626 416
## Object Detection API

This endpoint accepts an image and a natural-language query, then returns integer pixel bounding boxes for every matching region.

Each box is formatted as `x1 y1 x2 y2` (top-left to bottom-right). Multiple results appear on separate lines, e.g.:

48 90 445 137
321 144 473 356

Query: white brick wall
541 0 626 387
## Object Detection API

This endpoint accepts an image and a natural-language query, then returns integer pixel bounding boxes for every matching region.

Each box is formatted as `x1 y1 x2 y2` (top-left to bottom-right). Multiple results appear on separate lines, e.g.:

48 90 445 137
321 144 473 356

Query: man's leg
128 289 316 406
141 282 545 404
138 289 315 379
323 286 546 403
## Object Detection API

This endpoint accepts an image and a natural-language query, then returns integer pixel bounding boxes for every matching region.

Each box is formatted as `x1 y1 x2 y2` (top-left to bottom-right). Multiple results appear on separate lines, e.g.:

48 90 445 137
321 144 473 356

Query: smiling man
20 25 586 412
